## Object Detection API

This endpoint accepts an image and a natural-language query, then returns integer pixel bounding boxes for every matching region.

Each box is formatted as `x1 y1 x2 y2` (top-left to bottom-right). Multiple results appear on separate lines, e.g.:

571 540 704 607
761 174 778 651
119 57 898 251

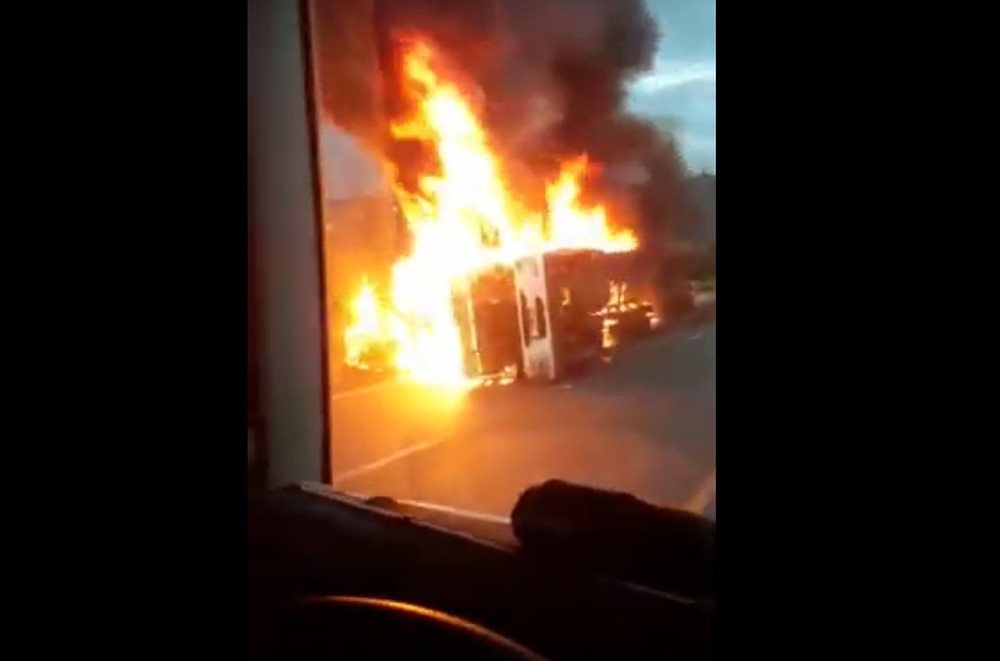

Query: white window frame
248 0 330 487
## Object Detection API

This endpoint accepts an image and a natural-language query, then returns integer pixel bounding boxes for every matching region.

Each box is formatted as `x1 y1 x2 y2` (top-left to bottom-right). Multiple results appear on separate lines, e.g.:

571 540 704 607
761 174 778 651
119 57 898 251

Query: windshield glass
309 0 715 520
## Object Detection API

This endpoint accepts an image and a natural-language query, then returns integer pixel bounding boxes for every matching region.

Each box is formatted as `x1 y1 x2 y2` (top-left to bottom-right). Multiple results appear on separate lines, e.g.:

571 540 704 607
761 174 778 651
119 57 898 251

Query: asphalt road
327 321 716 520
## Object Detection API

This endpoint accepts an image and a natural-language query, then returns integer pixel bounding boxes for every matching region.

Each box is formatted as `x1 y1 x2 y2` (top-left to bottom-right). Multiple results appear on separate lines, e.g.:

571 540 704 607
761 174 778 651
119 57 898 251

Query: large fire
343 39 637 385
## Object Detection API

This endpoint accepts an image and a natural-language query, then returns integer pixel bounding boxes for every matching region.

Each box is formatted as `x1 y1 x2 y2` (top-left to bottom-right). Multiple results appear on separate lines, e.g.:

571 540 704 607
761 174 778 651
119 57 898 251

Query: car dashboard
248 484 714 659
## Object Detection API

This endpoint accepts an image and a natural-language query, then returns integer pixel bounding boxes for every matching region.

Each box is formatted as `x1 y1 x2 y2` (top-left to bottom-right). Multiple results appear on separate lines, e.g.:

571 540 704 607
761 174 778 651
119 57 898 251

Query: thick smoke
373 0 693 251
500 0 658 155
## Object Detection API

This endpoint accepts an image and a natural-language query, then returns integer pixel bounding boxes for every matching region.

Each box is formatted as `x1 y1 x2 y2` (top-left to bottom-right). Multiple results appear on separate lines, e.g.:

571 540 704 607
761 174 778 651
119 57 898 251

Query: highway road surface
328 320 716 521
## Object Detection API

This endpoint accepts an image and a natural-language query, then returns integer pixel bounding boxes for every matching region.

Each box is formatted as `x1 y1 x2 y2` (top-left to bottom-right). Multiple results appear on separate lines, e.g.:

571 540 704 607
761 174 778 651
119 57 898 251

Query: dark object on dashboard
511 480 715 599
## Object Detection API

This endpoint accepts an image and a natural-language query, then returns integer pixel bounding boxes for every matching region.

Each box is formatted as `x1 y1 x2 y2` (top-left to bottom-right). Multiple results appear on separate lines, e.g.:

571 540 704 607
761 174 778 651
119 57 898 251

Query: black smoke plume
372 0 693 250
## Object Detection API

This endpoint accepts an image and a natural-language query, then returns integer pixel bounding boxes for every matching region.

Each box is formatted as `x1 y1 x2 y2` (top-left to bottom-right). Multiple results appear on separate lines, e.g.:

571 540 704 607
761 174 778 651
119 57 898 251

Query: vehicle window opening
535 297 547 339
520 291 530 347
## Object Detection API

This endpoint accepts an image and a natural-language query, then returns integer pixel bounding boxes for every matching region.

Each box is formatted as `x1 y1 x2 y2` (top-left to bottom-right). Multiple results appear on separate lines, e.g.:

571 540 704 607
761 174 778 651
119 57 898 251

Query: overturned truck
452 248 658 384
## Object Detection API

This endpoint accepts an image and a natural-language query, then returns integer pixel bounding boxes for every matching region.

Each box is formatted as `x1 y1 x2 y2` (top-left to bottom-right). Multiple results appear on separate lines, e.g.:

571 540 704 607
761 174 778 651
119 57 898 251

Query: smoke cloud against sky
372 0 714 173
628 0 716 172
368 0 711 244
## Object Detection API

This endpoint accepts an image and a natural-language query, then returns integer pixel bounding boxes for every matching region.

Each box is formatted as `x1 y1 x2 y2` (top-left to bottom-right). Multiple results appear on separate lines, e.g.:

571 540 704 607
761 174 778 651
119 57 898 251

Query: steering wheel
272 595 549 660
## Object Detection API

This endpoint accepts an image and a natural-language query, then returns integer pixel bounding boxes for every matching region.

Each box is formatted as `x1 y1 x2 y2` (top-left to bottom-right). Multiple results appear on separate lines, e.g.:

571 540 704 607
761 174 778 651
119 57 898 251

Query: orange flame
343 39 637 386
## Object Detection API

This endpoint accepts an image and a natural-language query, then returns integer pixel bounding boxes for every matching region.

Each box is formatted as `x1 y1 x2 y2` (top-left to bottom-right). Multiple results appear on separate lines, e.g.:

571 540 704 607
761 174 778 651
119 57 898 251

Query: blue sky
628 0 716 172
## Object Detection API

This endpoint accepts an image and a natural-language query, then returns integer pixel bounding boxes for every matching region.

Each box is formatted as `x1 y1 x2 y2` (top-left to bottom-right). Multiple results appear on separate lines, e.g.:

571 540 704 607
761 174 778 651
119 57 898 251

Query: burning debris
597 281 660 350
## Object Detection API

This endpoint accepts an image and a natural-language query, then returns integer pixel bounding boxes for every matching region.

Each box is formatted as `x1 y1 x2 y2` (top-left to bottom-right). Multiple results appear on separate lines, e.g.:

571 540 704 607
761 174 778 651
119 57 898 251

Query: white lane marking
393 499 511 524
329 378 397 402
684 469 716 514
331 438 448 485
689 332 704 342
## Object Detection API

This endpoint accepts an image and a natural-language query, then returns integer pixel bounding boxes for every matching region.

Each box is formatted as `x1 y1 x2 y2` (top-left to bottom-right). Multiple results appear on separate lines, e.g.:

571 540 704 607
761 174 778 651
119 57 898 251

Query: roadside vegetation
692 241 715 292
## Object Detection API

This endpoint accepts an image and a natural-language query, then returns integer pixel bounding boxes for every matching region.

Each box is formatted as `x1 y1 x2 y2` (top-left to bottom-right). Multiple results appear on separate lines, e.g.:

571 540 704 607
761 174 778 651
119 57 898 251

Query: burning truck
352 244 660 386
341 38 660 387
449 248 660 385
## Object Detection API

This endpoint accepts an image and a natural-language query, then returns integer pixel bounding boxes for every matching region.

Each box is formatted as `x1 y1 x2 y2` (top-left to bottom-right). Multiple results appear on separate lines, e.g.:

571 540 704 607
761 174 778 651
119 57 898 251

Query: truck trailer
453 248 650 384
